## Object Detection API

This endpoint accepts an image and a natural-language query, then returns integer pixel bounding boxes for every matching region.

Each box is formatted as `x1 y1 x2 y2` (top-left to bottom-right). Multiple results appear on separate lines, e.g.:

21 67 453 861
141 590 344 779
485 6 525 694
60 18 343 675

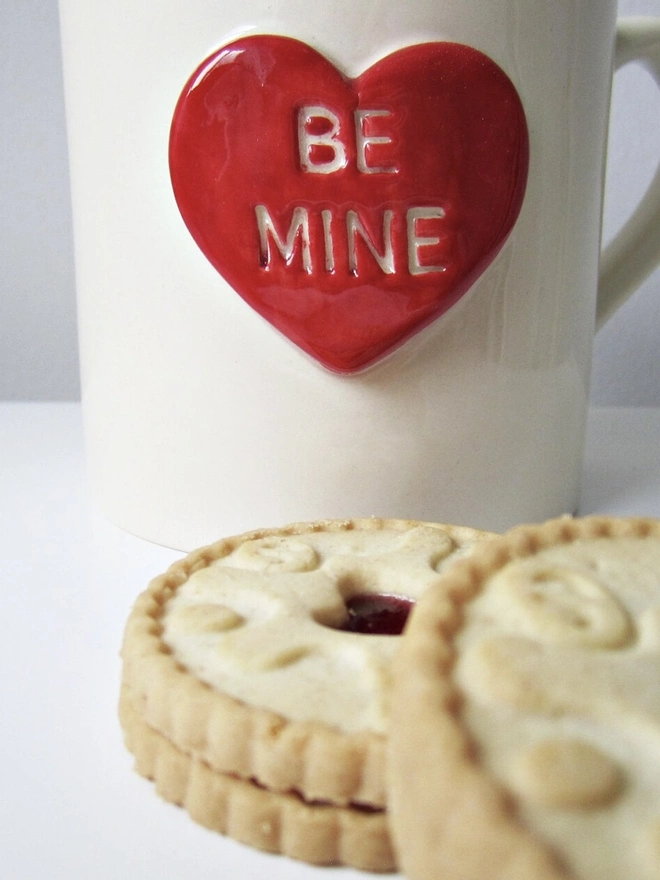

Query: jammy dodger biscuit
119 517 493 868
389 515 660 880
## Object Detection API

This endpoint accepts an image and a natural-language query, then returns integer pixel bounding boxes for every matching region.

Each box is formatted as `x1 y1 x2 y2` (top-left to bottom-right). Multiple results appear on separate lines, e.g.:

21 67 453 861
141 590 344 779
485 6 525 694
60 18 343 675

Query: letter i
322 209 335 272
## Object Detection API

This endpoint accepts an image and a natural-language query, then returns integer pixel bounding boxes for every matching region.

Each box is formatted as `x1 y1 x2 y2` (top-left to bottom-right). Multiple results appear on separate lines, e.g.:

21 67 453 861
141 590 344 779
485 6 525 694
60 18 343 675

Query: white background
1 0 659 403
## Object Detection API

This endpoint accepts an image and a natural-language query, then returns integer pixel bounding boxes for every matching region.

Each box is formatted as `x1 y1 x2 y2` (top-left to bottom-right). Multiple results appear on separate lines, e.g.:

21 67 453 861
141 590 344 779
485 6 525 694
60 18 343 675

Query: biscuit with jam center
119 517 493 867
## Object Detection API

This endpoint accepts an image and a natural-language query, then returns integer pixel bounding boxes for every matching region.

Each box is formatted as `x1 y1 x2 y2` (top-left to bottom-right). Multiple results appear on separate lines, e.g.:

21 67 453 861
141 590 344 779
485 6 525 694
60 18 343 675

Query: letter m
255 205 312 272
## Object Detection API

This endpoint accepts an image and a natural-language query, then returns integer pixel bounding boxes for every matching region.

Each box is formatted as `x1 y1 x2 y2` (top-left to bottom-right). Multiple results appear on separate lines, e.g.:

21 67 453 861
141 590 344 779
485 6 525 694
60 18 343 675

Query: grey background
1 0 659 403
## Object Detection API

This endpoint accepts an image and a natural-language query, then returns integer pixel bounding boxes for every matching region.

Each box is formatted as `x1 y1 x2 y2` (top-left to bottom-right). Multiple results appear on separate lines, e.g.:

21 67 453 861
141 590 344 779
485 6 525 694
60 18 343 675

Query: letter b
298 106 347 174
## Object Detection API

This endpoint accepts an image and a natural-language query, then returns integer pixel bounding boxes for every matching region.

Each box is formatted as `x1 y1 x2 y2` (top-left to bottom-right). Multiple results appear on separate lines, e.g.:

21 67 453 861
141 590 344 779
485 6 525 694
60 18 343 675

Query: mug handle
597 17 660 327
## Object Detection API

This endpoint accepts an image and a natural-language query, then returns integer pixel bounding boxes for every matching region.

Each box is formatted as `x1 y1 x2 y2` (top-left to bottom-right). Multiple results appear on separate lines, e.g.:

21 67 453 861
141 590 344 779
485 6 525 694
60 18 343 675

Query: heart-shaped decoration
169 36 529 372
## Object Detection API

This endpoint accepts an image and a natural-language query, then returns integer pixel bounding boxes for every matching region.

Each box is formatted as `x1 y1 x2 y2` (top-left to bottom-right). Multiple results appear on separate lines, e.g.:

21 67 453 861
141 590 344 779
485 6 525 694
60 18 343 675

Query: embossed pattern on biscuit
455 533 660 880
163 525 466 734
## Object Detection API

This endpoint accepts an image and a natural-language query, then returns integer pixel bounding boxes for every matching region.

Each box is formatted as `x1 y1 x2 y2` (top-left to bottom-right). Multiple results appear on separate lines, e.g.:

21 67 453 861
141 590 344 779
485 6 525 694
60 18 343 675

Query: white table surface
2 403 660 879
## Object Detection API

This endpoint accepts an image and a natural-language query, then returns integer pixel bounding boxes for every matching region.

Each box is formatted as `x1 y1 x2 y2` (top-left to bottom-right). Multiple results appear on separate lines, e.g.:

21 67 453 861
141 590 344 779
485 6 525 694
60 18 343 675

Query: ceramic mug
59 0 660 550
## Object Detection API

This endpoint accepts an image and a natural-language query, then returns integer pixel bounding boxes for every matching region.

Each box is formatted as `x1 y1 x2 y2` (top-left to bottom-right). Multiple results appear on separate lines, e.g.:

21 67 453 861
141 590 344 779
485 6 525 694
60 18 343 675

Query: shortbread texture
121 517 493 816
119 687 396 871
389 516 660 880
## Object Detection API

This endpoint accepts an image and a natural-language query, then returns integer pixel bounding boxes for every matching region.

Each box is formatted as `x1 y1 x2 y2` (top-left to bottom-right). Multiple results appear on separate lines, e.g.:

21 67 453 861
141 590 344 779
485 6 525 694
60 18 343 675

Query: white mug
59 0 660 550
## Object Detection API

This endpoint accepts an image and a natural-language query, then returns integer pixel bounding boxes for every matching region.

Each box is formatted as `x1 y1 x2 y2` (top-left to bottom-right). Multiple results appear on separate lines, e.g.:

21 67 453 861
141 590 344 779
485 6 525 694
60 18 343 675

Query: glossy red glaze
340 593 414 635
169 36 529 372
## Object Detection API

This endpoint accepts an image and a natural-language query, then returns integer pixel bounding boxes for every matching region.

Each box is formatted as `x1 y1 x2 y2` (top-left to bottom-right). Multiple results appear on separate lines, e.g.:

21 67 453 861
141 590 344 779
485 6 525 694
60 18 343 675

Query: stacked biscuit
119 517 494 872
120 515 660 879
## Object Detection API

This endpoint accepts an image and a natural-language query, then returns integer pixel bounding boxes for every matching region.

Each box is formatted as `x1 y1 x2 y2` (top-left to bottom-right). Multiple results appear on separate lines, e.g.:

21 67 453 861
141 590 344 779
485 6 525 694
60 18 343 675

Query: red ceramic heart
169 36 529 372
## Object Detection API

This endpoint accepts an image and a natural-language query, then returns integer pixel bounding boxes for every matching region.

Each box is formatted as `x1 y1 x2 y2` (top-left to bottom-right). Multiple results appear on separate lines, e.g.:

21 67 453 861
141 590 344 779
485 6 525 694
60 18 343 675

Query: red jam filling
340 593 414 635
